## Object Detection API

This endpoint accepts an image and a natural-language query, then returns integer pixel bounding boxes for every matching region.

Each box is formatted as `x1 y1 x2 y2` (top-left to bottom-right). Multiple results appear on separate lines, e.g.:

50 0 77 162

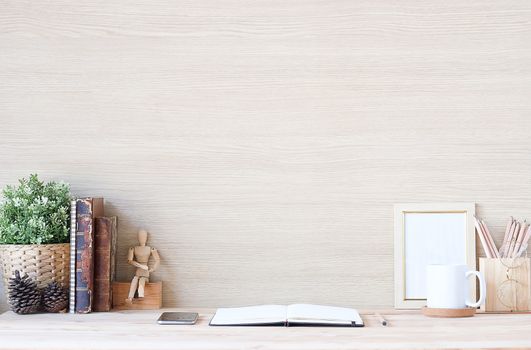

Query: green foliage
0 174 71 244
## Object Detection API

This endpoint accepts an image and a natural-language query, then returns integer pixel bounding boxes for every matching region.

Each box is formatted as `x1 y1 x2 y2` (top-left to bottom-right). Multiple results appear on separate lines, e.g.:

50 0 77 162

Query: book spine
69 199 77 314
93 217 113 312
109 217 118 306
75 198 95 313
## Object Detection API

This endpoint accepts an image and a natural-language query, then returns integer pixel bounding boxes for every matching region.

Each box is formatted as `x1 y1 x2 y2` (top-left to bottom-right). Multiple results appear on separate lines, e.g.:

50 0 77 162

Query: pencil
501 217 514 258
474 217 492 258
480 219 500 258
503 220 517 258
508 222 521 258
512 221 528 258
517 225 531 257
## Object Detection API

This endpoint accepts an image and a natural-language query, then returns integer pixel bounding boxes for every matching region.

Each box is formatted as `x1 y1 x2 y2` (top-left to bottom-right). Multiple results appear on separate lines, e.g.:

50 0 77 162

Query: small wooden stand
479 258 530 312
112 282 162 310
422 306 476 318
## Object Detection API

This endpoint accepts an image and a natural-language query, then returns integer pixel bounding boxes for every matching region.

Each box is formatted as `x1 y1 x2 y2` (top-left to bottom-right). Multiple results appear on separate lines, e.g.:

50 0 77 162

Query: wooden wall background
1 0 530 312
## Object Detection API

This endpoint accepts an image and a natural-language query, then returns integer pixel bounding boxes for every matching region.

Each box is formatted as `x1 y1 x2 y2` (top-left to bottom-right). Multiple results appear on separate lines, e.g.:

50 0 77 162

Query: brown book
93 216 117 312
75 197 104 313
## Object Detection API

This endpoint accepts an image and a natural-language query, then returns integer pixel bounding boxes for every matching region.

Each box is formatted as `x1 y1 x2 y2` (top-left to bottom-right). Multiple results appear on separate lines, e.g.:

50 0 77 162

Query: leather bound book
110 217 118 288
75 198 104 313
93 216 117 312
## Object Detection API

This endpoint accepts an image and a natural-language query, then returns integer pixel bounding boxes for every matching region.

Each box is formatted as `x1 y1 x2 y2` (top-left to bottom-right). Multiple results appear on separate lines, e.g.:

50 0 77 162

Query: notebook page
210 305 287 325
286 304 363 326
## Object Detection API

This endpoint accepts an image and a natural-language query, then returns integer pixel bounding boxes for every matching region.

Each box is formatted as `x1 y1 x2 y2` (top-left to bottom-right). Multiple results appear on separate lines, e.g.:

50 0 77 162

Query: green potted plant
0 174 71 292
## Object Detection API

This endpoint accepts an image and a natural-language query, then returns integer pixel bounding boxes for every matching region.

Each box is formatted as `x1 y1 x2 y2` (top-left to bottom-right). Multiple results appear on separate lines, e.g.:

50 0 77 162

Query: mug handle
465 271 486 308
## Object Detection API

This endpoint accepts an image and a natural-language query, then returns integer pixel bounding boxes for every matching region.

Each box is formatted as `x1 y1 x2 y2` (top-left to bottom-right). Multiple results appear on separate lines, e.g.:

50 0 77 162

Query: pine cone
8 270 41 314
42 281 68 313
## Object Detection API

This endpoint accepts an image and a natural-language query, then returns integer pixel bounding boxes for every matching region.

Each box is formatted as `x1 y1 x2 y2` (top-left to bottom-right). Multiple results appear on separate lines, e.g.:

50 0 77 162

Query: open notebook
210 304 364 327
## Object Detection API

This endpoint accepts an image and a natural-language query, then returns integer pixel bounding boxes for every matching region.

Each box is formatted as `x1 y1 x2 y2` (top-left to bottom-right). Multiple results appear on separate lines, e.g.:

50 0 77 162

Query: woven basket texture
0 243 70 291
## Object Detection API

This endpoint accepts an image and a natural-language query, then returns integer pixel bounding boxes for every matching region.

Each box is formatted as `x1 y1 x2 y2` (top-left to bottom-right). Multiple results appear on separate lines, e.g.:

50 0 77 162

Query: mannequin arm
149 248 160 273
127 247 148 270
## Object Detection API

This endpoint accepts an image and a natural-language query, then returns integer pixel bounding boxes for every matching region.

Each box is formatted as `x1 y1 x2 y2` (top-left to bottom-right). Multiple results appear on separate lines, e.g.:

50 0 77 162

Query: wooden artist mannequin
126 229 160 303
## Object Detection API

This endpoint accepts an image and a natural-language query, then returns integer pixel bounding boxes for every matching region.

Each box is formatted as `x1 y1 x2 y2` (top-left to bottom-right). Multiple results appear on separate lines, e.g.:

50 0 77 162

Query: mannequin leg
138 277 147 298
126 276 139 302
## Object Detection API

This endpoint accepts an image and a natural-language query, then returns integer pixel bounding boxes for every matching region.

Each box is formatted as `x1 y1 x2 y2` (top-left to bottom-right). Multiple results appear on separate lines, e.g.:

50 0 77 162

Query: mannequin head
138 229 148 246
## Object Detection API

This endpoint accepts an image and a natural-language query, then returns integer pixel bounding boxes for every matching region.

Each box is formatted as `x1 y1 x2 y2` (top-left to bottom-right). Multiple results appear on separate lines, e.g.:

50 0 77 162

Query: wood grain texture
480 258 531 312
1 0 531 312
1 309 531 349
112 282 162 310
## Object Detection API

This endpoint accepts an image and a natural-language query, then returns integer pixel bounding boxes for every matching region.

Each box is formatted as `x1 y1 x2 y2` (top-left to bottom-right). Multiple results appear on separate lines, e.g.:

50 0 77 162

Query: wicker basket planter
0 243 70 291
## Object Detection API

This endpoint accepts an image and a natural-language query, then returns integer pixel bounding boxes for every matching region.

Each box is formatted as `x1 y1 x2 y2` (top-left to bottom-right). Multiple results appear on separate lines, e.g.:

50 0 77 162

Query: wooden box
479 258 530 312
112 281 162 310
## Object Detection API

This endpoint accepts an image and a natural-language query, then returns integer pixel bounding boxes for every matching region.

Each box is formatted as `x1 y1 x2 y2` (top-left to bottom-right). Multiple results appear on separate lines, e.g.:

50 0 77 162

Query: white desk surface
0 308 529 350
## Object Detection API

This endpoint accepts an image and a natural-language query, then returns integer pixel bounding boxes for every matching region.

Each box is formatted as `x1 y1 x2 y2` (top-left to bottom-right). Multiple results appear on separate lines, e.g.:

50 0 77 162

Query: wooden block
112 282 162 310
480 258 530 312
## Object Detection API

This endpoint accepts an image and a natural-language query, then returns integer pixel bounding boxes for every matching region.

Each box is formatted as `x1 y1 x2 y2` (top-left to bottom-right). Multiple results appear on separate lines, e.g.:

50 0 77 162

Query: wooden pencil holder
479 258 531 312
112 281 162 310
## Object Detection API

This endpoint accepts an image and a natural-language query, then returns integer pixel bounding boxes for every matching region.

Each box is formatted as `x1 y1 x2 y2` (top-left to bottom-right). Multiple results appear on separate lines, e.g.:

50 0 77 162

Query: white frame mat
394 203 476 309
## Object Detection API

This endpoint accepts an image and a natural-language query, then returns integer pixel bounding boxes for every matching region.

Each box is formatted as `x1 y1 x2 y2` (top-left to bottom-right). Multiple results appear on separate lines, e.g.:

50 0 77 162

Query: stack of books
69 198 118 313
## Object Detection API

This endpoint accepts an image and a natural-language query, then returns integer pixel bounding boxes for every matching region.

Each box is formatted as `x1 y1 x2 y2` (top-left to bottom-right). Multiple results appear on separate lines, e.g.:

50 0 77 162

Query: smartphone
157 312 199 325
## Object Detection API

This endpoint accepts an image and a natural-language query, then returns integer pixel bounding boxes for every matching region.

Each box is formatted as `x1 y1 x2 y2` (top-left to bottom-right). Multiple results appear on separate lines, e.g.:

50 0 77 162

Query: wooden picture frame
394 203 476 309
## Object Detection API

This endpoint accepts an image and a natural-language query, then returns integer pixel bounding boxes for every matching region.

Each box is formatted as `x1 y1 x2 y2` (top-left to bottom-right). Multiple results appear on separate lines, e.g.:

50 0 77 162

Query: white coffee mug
426 264 486 309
